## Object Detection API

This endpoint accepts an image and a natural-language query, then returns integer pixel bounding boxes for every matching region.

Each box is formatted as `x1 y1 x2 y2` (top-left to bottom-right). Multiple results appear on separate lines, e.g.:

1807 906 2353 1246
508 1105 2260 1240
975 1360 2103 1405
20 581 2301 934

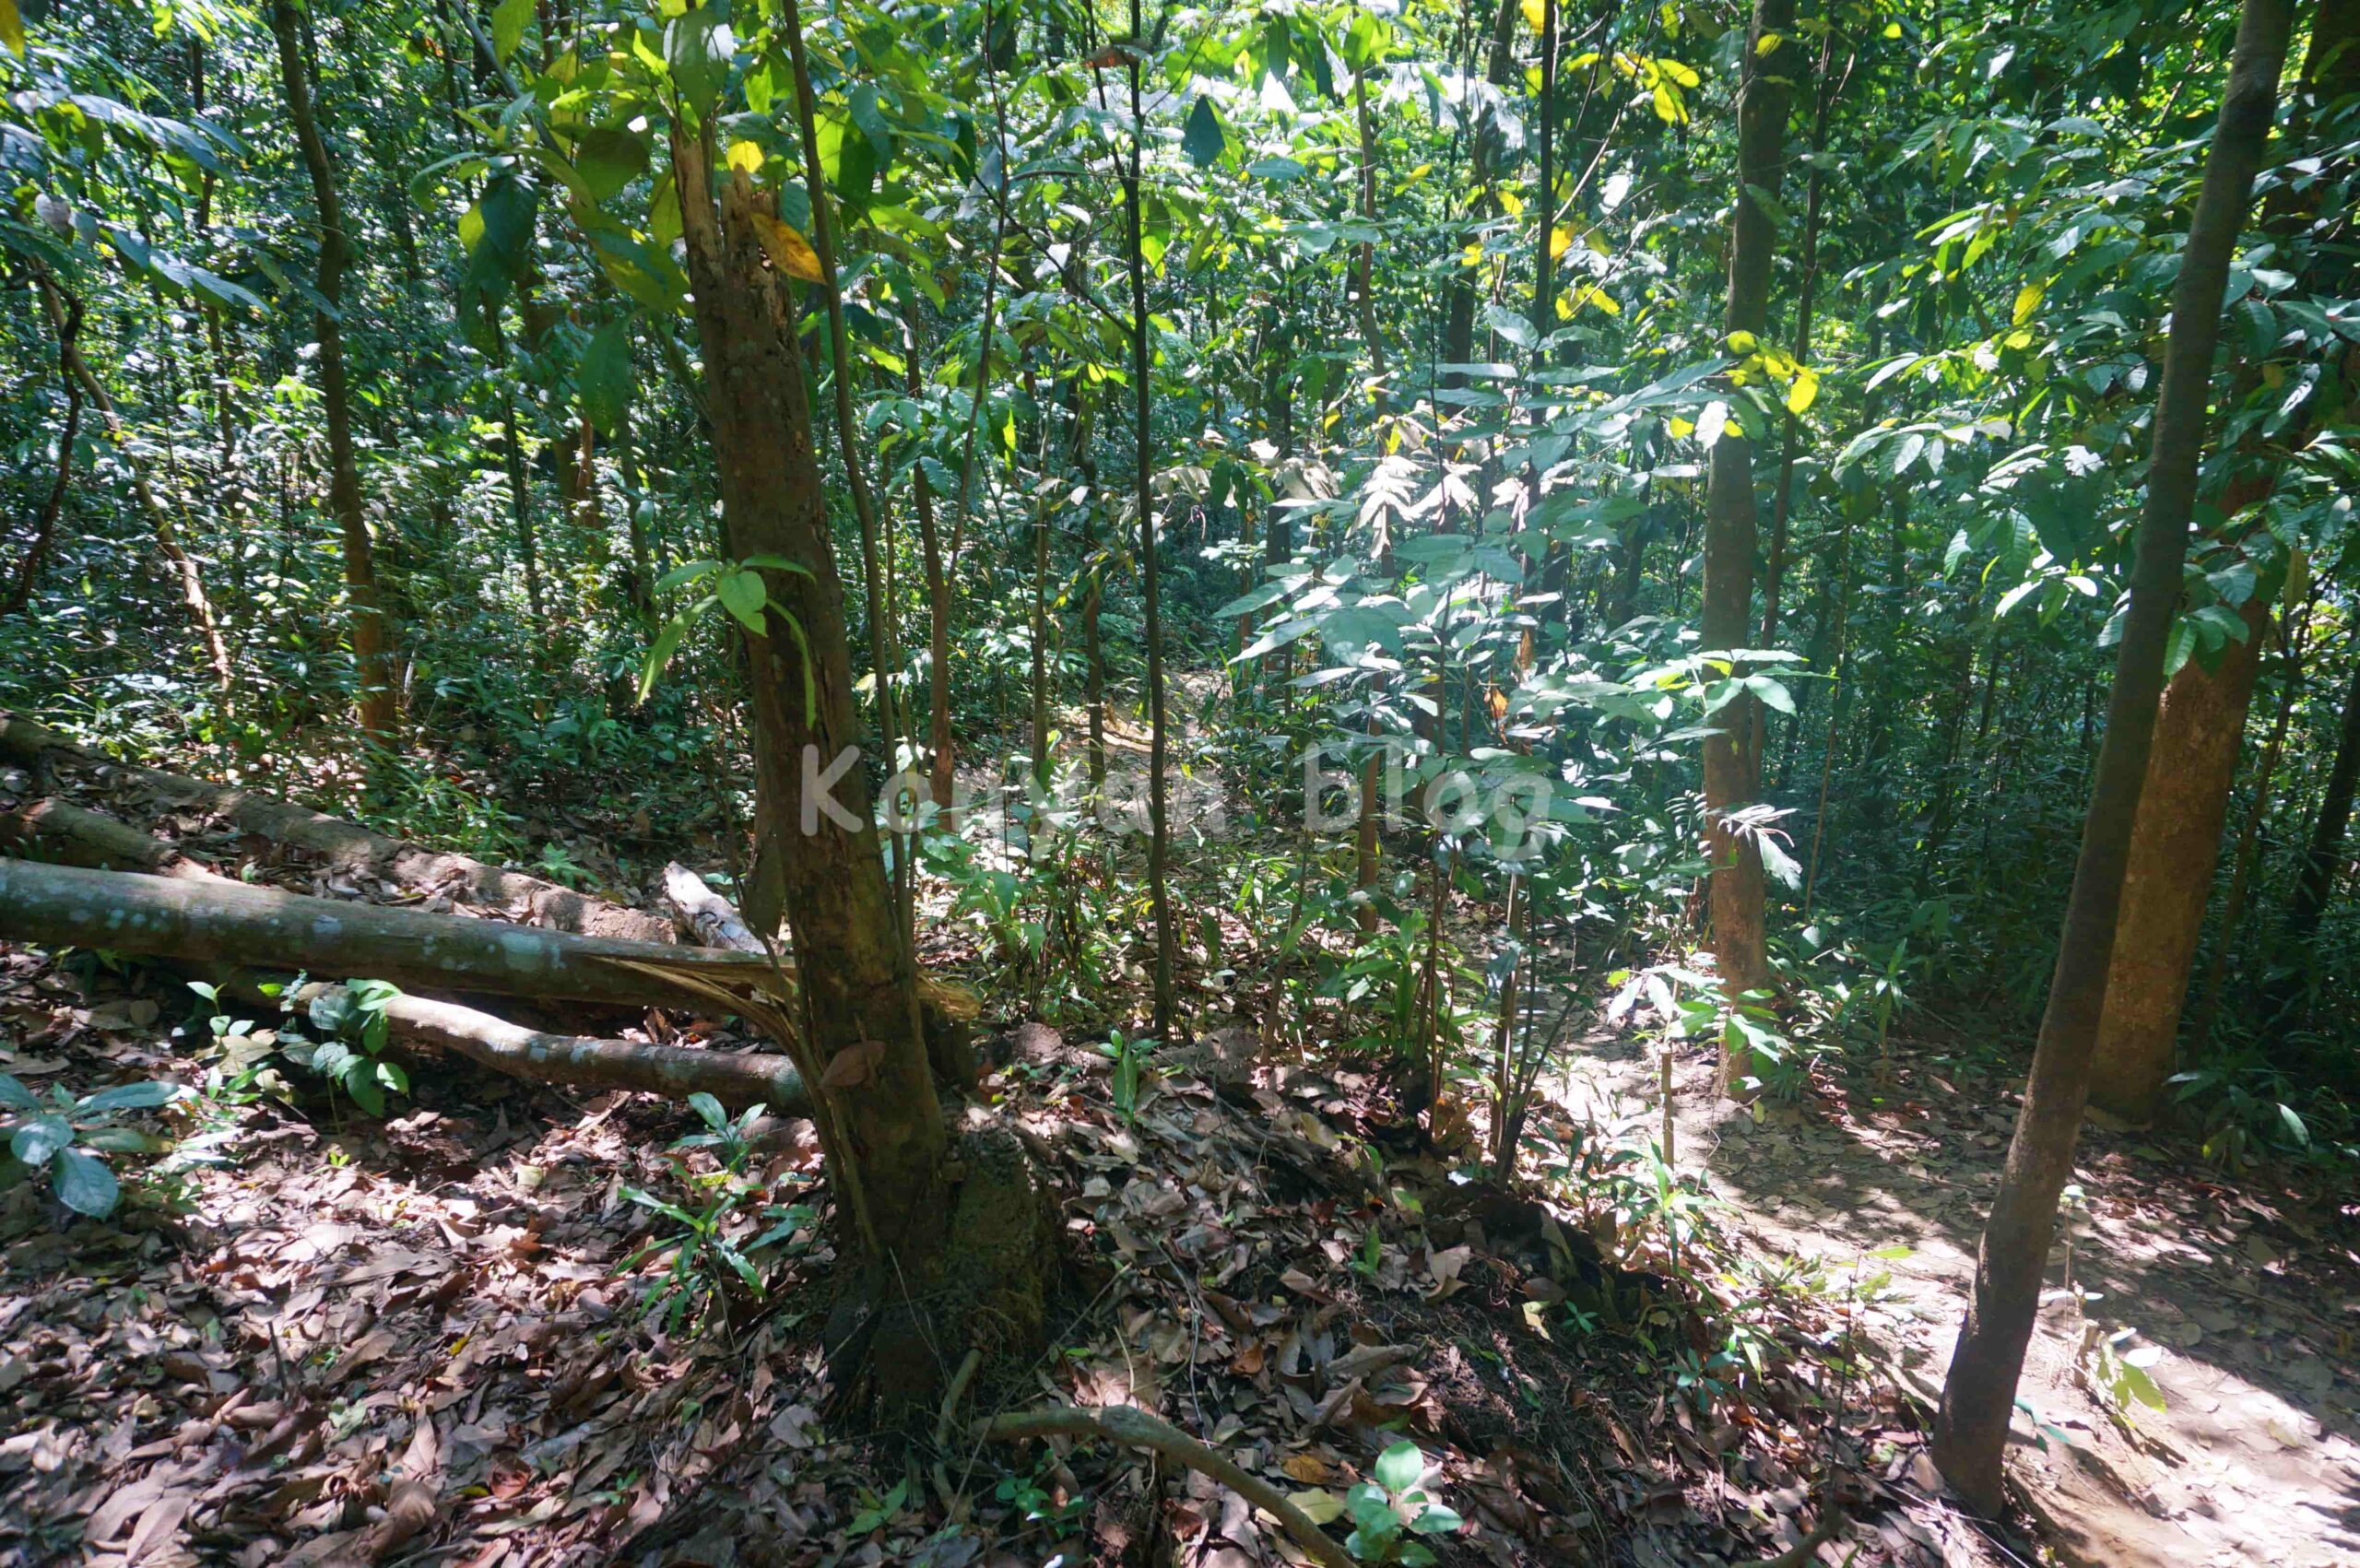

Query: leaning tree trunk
1931 0 2294 1512
271 0 396 741
2088 597 2271 1121
667 116 1049 1416
1702 0 1801 1092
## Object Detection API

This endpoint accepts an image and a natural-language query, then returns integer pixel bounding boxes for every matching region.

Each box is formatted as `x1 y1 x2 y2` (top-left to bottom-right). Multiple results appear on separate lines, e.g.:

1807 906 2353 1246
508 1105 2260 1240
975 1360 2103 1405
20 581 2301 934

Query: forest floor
1577 1021 2360 1568
2 712 2354 1567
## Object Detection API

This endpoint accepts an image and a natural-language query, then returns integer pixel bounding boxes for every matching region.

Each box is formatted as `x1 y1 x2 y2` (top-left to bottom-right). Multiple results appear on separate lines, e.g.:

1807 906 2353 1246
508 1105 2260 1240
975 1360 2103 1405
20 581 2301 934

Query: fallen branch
975 1405 1357 1568
0 858 772 1010
0 713 675 943
1 797 229 881
243 977 808 1116
663 861 763 952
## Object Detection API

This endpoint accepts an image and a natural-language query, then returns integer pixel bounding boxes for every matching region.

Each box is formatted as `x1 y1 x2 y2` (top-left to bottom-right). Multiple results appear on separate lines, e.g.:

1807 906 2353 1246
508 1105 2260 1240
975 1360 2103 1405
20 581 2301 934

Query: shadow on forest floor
1563 1020 2360 1568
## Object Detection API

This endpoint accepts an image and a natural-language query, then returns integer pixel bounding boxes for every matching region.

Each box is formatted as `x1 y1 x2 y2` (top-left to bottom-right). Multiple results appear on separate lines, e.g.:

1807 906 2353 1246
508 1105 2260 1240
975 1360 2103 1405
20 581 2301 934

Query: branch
975 1405 1357 1568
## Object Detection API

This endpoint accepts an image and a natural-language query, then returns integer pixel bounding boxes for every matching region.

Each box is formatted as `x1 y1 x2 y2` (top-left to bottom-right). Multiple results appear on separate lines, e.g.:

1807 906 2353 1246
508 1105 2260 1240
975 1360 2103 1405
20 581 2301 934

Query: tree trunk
1122 11 1178 1039
4 297 82 618
1439 0 1521 381
1703 0 1800 1092
272 0 395 741
2088 598 2270 1121
667 117 1046 1414
2280 652 2360 974
1931 0 2294 1510
901 301 960 809
2191 617 2305 1043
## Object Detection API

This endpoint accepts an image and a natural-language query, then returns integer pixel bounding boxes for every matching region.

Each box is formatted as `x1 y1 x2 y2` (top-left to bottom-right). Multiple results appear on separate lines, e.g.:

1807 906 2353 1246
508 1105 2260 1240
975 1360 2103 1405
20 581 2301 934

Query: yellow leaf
1659 58 1700 88
0 0 24 59
1556 292 1575 320
1521 0 1546 32
1572 284 1620 316
726 139 765 175
1498 187 1526 219
1288 1490 1350 1526
1549 225 1572 260
1668 416 1695 438
458 202 486 254
1785 366 1820 415
752 211 827 283
1883 21 1904 39
1726 330 1759 355
1651 82 1686 124
1756 29 1783 54
1460 241 1485 267
2012 282 2045 325
2005 326 2036 349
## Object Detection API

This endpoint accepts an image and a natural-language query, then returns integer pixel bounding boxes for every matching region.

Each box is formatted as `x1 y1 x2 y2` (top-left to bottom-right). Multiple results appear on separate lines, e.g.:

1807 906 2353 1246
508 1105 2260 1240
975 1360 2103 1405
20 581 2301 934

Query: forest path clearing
1561 1025 2360 1568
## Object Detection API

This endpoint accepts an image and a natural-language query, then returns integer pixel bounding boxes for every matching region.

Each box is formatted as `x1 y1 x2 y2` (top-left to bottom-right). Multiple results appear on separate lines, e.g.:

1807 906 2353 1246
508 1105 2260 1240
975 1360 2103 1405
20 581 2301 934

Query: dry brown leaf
820 1038 888 1091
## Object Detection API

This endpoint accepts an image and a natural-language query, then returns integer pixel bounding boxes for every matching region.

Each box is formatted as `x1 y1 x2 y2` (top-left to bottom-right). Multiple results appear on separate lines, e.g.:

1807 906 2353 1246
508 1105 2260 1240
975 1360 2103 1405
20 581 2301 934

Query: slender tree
1702 0 1801 1091
271 0 395 740
1932 0 2295 1507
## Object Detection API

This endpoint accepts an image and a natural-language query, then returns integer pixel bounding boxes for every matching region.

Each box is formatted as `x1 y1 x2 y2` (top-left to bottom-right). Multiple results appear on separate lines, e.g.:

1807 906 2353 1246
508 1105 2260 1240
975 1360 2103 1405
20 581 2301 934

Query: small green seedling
0 1072 183 1219
1345 1441 1461 1565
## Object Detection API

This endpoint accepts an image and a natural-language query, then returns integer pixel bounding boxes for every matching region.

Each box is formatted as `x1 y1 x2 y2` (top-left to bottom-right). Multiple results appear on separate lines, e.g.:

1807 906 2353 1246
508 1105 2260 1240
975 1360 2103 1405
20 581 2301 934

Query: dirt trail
1562 1028 2360 1568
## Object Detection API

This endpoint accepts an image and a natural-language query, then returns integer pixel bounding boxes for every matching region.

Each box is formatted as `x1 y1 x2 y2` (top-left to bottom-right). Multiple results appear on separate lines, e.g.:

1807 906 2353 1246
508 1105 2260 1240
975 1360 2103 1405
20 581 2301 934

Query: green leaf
719 570 769 632
665 5 736 124
0 1073 36 1112
688 1091 728 1132
490 0 535 64
1183 96 1226 168
1375 1440 1424 1494
579 318 635 436
344 1062 386 1117
53 1147 119 1218
11 1114 72 1167
574 126 651 202
0 0 25 60
77 1082 180 1113
1410 1503 1463 1535
638 610 696 703
656 558 721 592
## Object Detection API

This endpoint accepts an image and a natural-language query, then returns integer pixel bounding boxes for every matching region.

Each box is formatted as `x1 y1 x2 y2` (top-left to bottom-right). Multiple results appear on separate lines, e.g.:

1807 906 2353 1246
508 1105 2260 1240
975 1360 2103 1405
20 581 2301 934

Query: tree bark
242 976 809 1117
2088 598 2270 1121
4 296 82 618
1931 0 2294 1510
1121 11 1178 1039
2190 615 2304 1043
668 115 1041 1413
272 0 396 740
1703 0 1800 1091
0 858 764 1010
901 301 961 809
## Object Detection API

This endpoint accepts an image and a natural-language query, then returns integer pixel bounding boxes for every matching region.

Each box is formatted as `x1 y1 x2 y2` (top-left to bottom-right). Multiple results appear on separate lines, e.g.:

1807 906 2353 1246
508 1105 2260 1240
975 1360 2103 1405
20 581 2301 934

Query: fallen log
0 713 675 943
243 976 808 1116
0 797 229 881
662 861 763 952
0 858 772 1010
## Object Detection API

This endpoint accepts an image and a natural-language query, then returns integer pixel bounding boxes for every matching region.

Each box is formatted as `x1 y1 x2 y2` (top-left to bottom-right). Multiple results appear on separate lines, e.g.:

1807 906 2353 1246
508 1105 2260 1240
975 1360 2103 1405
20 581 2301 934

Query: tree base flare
823 1122 1060 1422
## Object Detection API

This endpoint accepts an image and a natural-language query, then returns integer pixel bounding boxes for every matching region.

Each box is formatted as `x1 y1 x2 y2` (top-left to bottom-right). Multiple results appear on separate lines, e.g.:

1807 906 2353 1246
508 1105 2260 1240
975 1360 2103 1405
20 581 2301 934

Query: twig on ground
975 1404 1357 1568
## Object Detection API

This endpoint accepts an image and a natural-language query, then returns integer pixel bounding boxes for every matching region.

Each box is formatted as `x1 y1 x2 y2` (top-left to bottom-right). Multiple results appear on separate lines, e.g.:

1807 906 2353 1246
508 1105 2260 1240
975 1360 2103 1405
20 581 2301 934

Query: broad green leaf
2012 282 2046 325
1374 1440 1423 1493
665 5 735 124
53 1147 119 1217
0 1073 35 1112
579 318 635 436
638 609 697 703
78 1082 180 1113
491 0 534 64
574 126 651 201
1183 96 1226 168
11 1114 72 1166
719 570 769 631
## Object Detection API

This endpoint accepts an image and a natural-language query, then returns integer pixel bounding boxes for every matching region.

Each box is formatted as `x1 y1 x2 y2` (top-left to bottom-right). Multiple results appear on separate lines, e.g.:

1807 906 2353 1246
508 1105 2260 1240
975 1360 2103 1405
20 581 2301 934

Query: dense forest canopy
0 0 2355 1562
